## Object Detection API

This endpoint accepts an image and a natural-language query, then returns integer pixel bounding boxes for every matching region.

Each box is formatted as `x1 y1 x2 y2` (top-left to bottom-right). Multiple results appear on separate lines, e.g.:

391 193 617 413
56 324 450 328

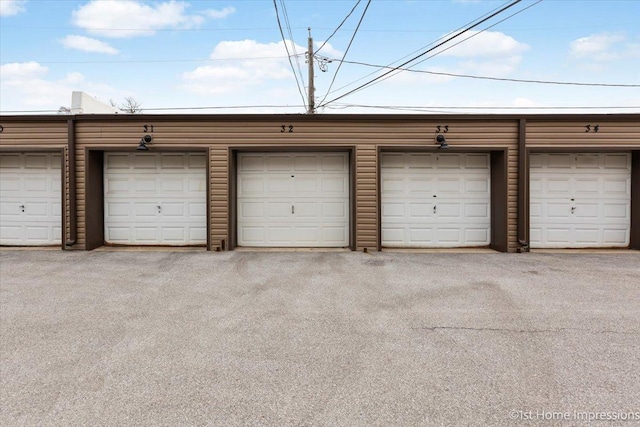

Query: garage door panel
162 203 185 217
268 202 292 219
547 154 573 168
237 152 349 247
437 155 462 168
382 203 406 218
238 177 265 195
189 202 206 217
322 155 348 171
161 154 186 169
294 177 318 193
438 203 461 218
24 154 49 169
603 178 630 195
466 154 490 168
465 179 490 193
268 177 293 193
409 203 432 218
0 153 62 246
576 154 600 168
322 202 346 218
134 203 158 217
466 228 490 244
107 202 129 217
133 155 157 169
382 153 491 248
604 154 630 169
603 229 629 245
267 227 294 243
162 227 185 242
437 178 461 194
603 203 629 219
465 203 489 218
160 178 185 193
266 156 292 171
294 155 319 171
104 153 206 245
321 176 349 195
530 152 630 248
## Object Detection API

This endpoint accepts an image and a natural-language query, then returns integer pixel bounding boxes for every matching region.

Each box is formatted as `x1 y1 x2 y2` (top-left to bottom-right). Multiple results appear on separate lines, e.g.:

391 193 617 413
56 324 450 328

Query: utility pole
307 28 315 114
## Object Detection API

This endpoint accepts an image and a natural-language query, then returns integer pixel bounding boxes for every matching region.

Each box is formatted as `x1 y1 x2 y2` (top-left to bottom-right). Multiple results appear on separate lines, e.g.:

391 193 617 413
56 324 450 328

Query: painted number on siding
435 125 449 133
585 124 599 133
280 125 294 133
143 124 154 133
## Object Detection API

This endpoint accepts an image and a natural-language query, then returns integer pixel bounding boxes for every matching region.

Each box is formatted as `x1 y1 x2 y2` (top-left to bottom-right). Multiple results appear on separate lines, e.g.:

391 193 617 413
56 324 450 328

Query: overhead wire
318 0 372 107
319 0 515 103
332 59 638 88
273 0 307 107
314 0 362 55
318 0 526 108
279 0 307 93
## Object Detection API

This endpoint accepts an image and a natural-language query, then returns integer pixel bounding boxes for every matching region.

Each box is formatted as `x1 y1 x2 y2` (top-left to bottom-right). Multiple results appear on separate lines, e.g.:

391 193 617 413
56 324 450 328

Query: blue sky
1 0 639 114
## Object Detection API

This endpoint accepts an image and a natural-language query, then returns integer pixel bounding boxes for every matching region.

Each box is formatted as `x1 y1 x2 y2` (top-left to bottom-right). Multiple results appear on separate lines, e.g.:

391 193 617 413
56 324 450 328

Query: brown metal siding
210 147 228 251
356 145 377 250
526 120 640 147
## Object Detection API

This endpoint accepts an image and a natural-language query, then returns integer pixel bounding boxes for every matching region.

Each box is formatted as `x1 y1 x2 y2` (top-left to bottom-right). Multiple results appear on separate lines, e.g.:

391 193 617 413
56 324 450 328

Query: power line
319 0 525 107
314 0 361 55
334 59 639 88
318 0 372 107
408 1 543 70
0 104 307 114
325 103 640 112
273 0 307 108
1 55 304 65
279 0 307 94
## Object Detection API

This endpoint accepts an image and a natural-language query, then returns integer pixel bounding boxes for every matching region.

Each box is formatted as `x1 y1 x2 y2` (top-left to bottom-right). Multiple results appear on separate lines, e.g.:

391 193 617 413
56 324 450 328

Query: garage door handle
157 205 162 213
292 205 295 214
571 206 576 214
19 204 25 212
433 205 437 214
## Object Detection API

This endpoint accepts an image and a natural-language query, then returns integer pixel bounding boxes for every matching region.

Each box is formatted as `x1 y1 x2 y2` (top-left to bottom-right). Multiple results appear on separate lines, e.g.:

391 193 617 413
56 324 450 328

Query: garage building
1 114 638 252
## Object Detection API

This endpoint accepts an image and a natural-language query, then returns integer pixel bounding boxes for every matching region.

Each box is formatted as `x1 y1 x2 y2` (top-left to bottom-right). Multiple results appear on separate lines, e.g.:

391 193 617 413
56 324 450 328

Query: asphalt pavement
1 249 639 426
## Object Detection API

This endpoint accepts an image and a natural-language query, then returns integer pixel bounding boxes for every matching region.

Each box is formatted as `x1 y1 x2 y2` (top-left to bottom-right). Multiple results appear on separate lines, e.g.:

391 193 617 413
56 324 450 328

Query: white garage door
381 153 491 248
530 153 631 248
0 153 62 246
104 153 207 245
237 152 349 247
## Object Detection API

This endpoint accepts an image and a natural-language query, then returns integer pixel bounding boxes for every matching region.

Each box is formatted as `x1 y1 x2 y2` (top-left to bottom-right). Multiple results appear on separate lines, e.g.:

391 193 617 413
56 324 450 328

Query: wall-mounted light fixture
435 134 449 149
136 135 153 151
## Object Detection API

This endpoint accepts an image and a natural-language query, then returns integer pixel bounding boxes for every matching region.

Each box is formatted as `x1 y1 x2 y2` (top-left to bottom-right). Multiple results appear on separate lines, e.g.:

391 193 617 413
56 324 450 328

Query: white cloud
569 32 628 61
204 6 235 19
0 0 26 16
181 40 304 95
438 30 529 58
72 0 204 38
61 35 119 54
0 61 126 111
313 41 343 59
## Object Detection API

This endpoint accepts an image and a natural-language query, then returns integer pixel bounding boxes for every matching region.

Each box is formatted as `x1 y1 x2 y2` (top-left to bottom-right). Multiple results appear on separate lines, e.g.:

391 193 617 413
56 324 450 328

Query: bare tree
110 97 143 114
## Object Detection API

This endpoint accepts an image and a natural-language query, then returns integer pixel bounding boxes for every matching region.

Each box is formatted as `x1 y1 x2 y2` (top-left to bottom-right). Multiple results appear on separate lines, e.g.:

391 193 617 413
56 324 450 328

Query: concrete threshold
93 246 208 252
382 248 498 254
531 248 639 254
234 247 352 253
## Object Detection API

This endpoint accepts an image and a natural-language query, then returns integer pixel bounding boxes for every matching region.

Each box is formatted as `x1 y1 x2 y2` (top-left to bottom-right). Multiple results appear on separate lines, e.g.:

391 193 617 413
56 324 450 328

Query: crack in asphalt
413 326 639 335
